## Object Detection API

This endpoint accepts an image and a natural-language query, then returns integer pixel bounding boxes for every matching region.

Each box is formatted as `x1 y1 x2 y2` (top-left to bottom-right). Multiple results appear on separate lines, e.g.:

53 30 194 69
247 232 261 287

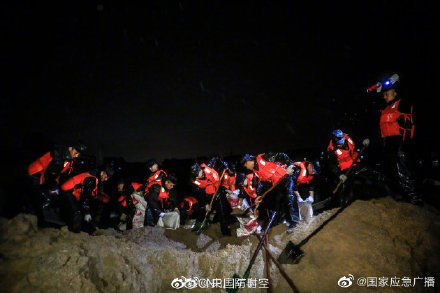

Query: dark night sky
2 1 439 162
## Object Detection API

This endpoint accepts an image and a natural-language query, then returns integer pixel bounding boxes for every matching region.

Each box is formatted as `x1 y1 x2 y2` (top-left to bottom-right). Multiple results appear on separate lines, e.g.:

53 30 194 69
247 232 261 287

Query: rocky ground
1 196 439 292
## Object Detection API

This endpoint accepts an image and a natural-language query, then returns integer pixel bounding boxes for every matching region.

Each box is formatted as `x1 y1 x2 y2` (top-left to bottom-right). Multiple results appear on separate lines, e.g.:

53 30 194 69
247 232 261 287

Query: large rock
0 197 439 292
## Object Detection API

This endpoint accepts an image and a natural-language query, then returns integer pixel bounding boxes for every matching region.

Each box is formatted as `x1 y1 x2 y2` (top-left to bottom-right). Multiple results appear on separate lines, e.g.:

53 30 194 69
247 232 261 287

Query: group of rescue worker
26 74 419 235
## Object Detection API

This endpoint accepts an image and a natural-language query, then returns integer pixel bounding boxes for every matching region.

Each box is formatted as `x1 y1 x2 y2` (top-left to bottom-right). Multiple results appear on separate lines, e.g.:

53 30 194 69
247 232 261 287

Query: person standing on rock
374 74 420 204
60 166 114 233
240 153 296 229
144 174 178 227
27 142 87 226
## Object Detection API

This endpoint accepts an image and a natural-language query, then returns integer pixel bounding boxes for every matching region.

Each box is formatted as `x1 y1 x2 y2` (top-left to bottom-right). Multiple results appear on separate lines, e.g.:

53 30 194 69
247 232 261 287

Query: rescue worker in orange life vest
143 159 167 194
378 77 420 204
241 153 296 227
326 130 371 206
28 142 86 191
326 130 370 182
235 171 262 215
115 179 142 230
178 196 204 226
288 161 317 231
190 161 233 235
144 174 178 227
27 142 86 226
60 166 114 233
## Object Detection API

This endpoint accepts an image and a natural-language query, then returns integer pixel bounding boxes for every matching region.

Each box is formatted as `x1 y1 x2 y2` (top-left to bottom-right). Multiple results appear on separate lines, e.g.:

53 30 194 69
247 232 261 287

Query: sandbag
131 191 147 229
157 211 180 229
298 201 313 221
236 214 261 237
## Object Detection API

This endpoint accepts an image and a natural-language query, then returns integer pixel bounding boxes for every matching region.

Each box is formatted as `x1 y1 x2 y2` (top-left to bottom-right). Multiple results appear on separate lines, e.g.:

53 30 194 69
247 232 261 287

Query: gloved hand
297 197 304 203
84 214 92 222
241 198 250 210
362 138 370 147
339 174 348 183
48 188 60 196
205 204 211 212
159 212 165 218
306 195 314 203
285 164 295 175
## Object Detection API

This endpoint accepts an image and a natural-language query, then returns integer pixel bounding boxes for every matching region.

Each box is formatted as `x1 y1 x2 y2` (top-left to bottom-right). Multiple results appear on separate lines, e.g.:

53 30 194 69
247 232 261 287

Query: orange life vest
119 182 142 207
180 196 198 215
131 182 143 191
222 173 236 191
28 152 73 184
61 172 98 200
157 186 170 209
144 170 167 194
380 99 414 140
243 173 258 199
327 134 359 171
294 161 314 185
192 163 220 195
96 188 110 204
254 154 287 185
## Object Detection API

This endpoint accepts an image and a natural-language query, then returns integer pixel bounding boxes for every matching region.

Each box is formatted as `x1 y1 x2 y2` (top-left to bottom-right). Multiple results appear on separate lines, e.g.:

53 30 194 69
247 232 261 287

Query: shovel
192 169 226 234
277 241 304 265
227 211 277 293
255 234 299 292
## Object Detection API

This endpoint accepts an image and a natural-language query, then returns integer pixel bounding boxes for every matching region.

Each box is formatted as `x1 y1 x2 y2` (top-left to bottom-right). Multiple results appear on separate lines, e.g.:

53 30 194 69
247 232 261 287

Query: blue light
385 81 390 85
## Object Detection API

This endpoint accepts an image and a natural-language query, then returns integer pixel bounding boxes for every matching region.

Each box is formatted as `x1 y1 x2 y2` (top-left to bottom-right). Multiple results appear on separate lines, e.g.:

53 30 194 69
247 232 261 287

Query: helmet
332 129 345 145
190 163 202 178
381 73 399 92
240 154 255 166
73 141 87 153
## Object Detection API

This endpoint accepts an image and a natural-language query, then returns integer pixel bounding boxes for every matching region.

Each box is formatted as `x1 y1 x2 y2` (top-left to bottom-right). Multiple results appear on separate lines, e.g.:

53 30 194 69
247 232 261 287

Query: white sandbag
157 211 180 229
298 201 313 222
236 214 261 237
131 191 148 229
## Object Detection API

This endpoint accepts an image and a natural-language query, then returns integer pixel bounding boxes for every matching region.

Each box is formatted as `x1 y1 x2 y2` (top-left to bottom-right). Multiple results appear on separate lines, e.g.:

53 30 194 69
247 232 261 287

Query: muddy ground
1 197 439 292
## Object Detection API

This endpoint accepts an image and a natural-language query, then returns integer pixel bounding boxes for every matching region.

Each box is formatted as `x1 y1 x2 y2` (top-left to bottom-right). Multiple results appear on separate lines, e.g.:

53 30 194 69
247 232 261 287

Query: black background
2 0 438 163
